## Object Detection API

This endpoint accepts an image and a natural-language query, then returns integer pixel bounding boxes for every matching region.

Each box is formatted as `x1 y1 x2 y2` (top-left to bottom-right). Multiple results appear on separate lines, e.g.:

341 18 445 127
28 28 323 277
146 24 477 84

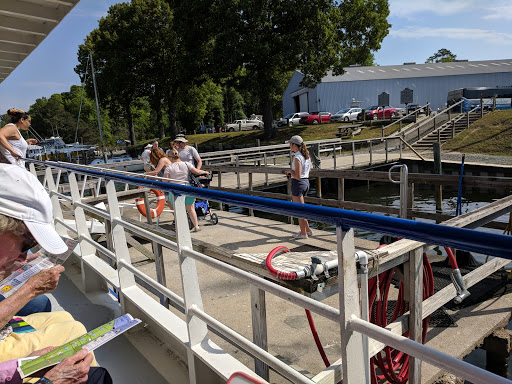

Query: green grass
443 109 512 157
133 120 404 151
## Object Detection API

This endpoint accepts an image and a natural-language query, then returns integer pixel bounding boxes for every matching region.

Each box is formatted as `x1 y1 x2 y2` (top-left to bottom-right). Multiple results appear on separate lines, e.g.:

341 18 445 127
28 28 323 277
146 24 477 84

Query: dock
31 147 512 384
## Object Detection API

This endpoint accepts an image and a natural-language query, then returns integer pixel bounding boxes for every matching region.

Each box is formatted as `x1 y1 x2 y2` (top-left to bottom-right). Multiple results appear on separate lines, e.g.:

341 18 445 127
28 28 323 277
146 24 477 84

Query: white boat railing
26 159 512 384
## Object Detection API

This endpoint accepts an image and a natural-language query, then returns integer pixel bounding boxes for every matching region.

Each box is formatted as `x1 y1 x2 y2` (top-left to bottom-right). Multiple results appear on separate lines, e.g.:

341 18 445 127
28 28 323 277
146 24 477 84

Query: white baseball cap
0 164 68 254
144 144 152 148
286 135 303 146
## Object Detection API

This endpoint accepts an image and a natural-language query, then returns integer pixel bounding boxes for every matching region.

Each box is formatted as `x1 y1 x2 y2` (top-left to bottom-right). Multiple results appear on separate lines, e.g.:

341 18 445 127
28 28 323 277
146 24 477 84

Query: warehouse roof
321 59 512 83
0 0 80 85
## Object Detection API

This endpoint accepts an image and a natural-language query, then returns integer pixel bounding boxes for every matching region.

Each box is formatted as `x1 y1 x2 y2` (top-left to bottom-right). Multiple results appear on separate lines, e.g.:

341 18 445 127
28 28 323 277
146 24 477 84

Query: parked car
198 125 215 134
365 106 398 120
331 108 362 123
225 118 263 131
276 112 309 127
299 112 332 124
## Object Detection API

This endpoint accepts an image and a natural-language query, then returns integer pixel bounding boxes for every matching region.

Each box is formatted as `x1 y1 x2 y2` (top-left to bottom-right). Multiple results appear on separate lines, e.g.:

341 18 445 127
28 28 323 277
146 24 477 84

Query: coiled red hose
265 244 456 383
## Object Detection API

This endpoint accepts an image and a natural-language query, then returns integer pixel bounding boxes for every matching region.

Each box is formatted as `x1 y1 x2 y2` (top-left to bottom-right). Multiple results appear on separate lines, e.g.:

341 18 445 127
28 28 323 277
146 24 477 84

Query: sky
1 0 511 113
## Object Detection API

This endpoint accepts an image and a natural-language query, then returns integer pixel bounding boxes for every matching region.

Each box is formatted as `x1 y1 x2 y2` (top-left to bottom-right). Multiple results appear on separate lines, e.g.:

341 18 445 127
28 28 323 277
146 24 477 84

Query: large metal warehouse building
282 59 512 116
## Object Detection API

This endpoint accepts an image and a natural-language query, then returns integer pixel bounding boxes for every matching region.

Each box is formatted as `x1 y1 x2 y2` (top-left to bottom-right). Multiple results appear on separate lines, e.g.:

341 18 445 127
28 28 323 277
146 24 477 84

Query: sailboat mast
89 51 108 163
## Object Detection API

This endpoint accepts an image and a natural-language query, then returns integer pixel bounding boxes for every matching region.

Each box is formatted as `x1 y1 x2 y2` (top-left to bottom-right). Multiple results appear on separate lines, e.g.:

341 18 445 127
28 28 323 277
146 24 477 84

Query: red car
299 112 332 124
365 106 398 120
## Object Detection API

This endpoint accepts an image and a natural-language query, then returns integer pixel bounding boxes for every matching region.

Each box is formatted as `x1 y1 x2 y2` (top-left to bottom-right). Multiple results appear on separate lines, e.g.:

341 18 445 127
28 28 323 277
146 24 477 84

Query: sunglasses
21 233 38 254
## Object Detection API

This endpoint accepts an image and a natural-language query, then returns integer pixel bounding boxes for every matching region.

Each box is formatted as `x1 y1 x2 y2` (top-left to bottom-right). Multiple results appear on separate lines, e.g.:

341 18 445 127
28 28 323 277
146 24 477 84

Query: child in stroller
188 173 218 227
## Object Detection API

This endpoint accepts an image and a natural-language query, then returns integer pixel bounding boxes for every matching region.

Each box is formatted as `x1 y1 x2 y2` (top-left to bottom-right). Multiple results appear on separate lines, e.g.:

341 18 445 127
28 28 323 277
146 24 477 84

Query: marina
21 143 512 383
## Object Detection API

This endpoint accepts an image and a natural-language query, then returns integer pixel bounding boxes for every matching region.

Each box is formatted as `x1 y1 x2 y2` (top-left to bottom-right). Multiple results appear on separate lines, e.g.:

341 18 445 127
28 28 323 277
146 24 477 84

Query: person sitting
0 164 99 365
146 149 209 232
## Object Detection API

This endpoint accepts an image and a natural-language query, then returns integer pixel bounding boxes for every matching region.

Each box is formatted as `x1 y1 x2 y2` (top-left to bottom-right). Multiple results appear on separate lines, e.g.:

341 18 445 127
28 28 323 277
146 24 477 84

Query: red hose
265 243 440 383
265 246 299 280
305 309 331 368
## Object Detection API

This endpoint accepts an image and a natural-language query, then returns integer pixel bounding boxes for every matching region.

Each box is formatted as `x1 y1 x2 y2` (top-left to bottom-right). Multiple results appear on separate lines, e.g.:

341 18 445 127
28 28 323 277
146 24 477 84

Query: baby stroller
188 173 219 228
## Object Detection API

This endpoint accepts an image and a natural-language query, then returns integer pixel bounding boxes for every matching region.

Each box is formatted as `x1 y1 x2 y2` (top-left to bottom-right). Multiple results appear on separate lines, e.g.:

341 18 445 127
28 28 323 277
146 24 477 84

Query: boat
25 136 96 162
88 154 144 172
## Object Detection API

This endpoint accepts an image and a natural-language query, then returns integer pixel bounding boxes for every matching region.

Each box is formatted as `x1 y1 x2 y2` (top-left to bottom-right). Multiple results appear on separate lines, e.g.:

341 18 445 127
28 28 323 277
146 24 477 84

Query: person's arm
0 125 21 158
0 266 64 326
26 138 38 145
194 154 202 170
190 166 209 176
0 359 21 384
145 158 166 176
291 157 302 180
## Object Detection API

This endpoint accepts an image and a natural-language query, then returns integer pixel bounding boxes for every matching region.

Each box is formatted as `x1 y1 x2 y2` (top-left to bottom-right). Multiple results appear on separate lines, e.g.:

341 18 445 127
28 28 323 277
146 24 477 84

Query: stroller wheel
211 213 219 225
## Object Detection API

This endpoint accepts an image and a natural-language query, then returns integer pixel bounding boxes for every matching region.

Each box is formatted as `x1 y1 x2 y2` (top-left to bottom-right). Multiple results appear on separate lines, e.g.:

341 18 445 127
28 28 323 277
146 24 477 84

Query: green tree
199 0 390 139
425 48 457 63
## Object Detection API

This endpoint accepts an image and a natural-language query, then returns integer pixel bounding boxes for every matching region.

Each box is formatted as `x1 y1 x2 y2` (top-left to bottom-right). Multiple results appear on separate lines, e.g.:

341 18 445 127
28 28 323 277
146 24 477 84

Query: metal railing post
264 153 268 186
369 141 373 166
174 194 208 384
68 172 106 293
105 179 136 312
337 227 367 384
45 167 67 237
333 143 337 169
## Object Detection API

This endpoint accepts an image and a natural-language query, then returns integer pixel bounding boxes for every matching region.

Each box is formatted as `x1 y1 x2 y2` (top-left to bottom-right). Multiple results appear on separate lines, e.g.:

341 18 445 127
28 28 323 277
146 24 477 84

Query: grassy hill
133 120 402 152
443 109 512 156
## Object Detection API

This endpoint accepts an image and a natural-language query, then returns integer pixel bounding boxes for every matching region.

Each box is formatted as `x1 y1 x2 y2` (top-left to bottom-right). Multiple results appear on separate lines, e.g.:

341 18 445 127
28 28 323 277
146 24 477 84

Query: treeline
15 0 391 146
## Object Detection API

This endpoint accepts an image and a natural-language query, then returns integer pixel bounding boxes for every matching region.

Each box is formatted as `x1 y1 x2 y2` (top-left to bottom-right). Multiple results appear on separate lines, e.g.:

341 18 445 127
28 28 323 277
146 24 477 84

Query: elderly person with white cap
140 143 153 172
285 135 312 239
174 136 202 170
0 163 113 383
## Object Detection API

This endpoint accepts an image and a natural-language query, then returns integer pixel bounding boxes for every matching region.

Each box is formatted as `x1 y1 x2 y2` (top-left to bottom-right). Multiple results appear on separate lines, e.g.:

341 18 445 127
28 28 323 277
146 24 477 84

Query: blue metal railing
32 159 512 260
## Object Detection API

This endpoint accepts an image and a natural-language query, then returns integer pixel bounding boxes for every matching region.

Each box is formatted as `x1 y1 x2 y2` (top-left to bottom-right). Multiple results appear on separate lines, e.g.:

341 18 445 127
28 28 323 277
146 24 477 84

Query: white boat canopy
0 0 80 85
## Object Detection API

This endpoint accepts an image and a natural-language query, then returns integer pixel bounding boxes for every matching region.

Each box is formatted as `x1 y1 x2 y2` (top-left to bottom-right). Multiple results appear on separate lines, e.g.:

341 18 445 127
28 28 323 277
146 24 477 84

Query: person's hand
28 346 56 357
26 265 65 296
43 349 93 384
27 139 38 145
10 151 21 158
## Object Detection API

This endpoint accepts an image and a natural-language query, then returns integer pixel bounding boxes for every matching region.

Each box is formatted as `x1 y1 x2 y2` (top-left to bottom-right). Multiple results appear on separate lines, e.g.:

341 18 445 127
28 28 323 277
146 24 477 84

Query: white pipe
348 315 510 384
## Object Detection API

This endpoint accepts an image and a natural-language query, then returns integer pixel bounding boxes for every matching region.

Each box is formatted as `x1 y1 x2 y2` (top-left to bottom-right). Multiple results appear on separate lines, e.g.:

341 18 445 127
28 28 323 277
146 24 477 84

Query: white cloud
390 27 512 44
483 5 512 20
389 0 479 17
390 0 512 21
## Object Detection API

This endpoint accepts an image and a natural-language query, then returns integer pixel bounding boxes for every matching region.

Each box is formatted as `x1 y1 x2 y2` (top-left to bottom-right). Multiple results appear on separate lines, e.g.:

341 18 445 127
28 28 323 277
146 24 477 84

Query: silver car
276 112 309 127
331 107 362 123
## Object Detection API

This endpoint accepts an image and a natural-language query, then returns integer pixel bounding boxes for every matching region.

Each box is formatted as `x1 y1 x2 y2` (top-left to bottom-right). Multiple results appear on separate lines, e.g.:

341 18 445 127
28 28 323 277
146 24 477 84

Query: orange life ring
135 187 165 218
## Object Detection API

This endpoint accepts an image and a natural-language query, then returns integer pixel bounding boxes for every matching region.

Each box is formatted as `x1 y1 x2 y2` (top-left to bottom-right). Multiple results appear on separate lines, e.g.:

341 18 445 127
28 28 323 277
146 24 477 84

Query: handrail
28 159 512 259
27 158 512 384
382 102 431 130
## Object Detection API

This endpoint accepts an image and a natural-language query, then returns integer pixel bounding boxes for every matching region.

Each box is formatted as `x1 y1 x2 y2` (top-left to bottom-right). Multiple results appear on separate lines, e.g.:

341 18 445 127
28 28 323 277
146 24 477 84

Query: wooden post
153 242 169 308
452 121 456 138
249 173 254 216
385 139 388 163
264 153 268 186
333 143 337 169
143 191 153 225
466 110 470 128
338 178 345 201
351 141 356 169
407 182 414 218
250 285 269 381
316 176 322 198
218 172 223 211
236 155 241 189
433 143 443 216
